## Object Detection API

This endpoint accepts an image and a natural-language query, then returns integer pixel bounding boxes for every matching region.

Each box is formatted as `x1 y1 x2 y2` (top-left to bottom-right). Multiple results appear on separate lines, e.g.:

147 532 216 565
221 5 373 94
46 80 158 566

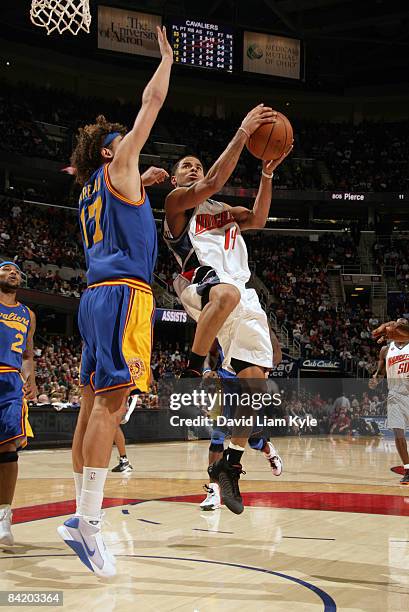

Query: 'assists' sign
243 31 301 80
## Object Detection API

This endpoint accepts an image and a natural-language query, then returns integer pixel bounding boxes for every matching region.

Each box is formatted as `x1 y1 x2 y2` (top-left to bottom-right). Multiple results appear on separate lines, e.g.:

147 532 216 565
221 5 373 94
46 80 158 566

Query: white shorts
387 394 409 430
177 276 273 372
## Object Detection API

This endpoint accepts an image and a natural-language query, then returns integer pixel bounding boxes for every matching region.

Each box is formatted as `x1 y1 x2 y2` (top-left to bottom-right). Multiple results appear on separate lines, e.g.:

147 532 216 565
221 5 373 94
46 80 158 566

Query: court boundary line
0 553 337 611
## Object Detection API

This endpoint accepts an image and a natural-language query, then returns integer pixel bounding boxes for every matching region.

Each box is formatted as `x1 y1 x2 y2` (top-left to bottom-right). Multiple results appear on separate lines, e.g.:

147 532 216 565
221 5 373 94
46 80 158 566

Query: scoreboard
170 18 233 72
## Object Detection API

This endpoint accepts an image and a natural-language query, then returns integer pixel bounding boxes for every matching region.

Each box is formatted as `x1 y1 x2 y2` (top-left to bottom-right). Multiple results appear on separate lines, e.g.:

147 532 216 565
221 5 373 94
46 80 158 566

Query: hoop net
30 0 91 35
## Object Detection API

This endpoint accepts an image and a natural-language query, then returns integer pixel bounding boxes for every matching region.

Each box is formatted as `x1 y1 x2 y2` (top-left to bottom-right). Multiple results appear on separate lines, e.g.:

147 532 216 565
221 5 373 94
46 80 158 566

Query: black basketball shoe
400 470 409 485
111 457 133 473
208 451 246 515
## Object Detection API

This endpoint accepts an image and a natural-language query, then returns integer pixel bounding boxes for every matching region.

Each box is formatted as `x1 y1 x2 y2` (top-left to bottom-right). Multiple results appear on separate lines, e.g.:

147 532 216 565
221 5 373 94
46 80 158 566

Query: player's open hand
263 142 294 174
240 104 276 136
372 320 409 344
141 166 169 186
23 378 38 401
157 26 173 62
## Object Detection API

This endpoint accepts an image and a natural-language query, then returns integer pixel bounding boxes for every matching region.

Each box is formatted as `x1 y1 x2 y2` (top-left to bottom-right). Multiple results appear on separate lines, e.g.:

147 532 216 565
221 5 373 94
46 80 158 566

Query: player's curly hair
71 115 127 185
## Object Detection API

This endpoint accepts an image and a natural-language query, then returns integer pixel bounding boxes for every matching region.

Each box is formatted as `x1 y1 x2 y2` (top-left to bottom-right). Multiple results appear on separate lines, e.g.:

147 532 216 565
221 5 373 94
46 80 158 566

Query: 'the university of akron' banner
243 31 301 80
98 6 161 58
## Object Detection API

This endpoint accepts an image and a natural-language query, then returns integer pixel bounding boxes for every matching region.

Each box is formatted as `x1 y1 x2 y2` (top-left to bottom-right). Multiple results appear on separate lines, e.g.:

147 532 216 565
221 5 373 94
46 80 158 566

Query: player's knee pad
248 436 267 451
0 451 18 464
210 430 225 453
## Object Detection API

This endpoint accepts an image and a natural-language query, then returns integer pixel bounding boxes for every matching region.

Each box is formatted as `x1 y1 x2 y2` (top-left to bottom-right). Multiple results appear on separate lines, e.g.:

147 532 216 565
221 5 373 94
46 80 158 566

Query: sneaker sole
111 466 133 473
199 504 222 511
57 525 116 578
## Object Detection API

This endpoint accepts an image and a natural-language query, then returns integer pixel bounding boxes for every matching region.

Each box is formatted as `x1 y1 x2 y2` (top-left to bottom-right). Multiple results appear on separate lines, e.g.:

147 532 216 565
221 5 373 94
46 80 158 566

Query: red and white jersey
386 341 409 394
164 198 250 287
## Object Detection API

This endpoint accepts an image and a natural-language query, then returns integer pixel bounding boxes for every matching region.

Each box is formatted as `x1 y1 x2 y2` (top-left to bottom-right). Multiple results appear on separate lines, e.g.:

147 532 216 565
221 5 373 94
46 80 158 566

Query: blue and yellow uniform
0 300 33 448
78 161 157 394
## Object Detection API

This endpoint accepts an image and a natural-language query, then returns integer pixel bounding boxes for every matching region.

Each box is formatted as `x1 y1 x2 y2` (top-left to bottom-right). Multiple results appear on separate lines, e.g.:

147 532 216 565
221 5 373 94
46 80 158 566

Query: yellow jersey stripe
88 278 152 294
94 380 135 394
104 163 145 207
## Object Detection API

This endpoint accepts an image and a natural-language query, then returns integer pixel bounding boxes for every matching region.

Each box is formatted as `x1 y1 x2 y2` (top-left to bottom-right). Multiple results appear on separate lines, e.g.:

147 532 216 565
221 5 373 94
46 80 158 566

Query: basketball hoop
30 0 91 35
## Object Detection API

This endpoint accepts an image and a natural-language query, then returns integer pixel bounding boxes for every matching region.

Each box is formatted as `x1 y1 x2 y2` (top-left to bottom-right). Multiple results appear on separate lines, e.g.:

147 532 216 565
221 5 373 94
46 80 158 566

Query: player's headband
102 132 121 147
0 261 22 273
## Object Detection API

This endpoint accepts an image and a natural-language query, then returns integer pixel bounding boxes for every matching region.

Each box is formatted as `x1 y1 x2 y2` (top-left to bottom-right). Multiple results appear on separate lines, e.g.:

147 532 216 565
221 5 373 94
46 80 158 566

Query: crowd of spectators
1 80 408 193
1 195 385 372
299 120 408 192
25 267 86 298
32 336 188 406
34 335 81 404
0 197 83 269
246 232 379 370
374 237 409 292
277 390 386 437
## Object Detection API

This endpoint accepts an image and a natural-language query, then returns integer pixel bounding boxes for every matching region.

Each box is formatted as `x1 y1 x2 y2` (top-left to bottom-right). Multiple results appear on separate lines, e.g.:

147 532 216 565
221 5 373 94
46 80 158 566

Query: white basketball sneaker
200 483 221 511
57 516 116 578
264 441 283 476
0 505 14 546
121 395 137 425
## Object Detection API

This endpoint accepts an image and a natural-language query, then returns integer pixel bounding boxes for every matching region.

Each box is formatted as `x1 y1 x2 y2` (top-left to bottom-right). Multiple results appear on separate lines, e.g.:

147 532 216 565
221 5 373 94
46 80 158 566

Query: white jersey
386 341 409 395
164 198 250 287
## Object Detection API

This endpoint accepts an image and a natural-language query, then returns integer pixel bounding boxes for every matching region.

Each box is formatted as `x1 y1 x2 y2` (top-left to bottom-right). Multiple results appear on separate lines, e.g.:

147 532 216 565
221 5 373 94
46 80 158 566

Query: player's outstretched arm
229 144 293 230
166 105 275 213
368 345 387 389
373 320 409 343
109 26 173 195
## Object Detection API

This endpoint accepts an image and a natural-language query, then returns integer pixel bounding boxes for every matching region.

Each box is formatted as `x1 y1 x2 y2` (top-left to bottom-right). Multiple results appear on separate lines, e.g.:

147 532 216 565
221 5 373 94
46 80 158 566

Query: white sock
228 442 245 451
404 464 409 469
0 504 11 512
78 467 108 522
73 472 82 513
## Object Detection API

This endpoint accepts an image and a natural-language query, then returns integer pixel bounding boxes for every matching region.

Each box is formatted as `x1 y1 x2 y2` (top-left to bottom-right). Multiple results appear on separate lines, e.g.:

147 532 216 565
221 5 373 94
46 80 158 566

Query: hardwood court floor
2 436 409 611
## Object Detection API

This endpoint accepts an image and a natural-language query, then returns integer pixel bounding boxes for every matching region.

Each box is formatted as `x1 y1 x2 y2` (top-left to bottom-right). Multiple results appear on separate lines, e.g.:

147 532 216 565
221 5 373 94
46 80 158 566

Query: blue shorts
79 279 155 395
212 371 263 437
0 368 32 448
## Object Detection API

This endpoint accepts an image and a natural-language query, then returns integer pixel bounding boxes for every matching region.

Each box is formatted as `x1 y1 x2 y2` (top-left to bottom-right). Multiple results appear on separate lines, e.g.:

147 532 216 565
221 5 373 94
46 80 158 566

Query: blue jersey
79 163 158 285
0 301 31 370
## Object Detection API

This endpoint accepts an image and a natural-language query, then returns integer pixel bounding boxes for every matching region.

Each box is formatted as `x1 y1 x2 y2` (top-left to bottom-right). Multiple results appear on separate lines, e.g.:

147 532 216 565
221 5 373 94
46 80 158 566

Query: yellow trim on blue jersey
94 380 135 395
121 287 154 394
104 163 146 207
88 278 152 295
0 398 32 448
0 300 20 308
0 365 19 374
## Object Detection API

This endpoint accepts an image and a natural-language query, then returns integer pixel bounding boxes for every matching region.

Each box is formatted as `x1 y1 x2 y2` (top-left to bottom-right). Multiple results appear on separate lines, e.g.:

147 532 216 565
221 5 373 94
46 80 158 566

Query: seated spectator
330 408 352 435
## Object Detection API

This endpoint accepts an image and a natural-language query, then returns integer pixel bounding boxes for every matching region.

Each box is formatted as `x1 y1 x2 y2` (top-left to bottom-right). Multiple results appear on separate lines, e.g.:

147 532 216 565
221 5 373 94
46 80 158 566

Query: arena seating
1 81 408 192
374 237 409 292
0 194 382 372
34 336 189 404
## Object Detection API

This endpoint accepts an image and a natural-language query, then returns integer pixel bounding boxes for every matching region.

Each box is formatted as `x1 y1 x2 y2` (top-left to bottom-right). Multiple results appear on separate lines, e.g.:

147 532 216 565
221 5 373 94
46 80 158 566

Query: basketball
247 111 293 161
